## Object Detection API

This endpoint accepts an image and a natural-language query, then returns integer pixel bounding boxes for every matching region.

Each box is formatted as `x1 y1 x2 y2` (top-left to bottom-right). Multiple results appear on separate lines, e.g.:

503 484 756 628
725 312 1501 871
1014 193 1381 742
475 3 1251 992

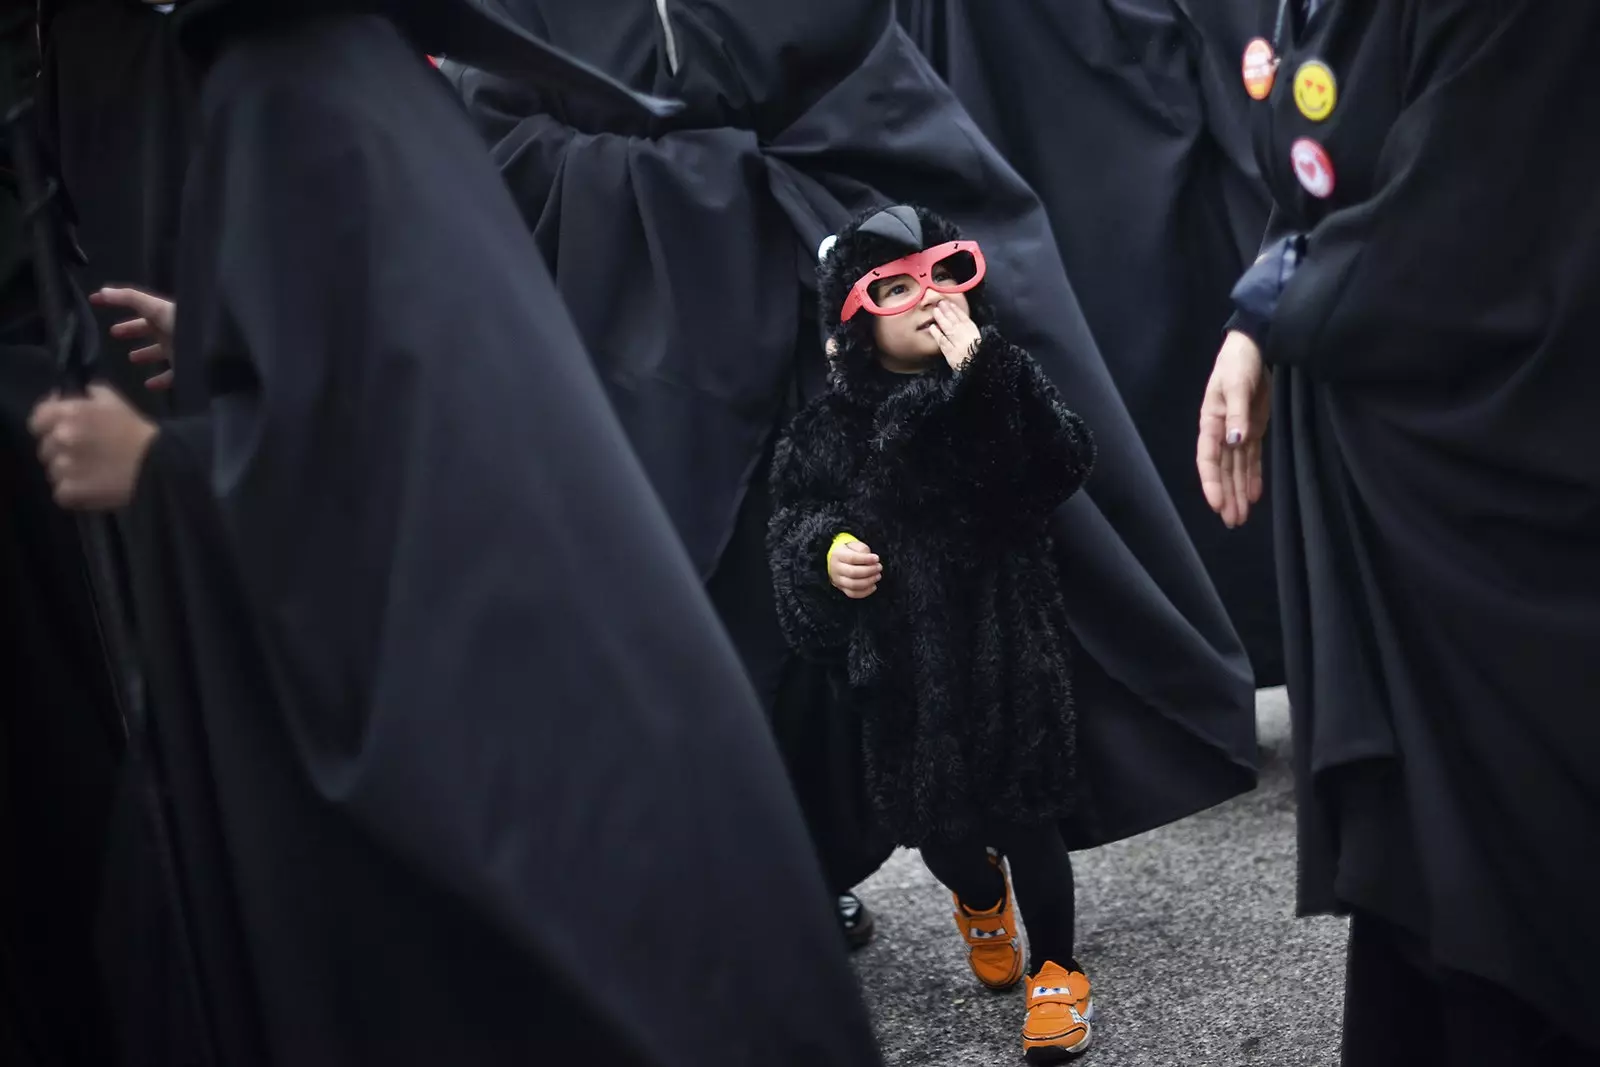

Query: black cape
1249 0 1600 1051
0 335 123 1067
896 0 1284 686
442 0 899 892
28 8 246 1063
40 0 195 416
0 9 129 1061
448 0 1259 858
118 4 880 1063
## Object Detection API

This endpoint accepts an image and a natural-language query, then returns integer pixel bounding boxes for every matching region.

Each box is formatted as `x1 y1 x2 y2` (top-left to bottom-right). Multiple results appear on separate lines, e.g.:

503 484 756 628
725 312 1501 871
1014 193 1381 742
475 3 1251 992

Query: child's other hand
829 540 882 599
929 302 981 370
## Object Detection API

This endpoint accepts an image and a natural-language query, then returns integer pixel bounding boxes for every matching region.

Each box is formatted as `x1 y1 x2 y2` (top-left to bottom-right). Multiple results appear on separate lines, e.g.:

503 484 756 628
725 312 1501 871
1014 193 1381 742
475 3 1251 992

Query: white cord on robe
654 0 681 75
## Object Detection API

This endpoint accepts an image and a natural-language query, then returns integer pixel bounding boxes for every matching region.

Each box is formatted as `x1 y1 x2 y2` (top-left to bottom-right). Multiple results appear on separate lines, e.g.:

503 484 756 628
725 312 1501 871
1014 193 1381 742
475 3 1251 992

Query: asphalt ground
852 687 1350 1066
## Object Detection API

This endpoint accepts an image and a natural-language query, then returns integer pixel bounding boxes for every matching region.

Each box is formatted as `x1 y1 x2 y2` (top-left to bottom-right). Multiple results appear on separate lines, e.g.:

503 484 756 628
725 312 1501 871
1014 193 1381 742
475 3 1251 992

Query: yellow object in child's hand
827 532 883 600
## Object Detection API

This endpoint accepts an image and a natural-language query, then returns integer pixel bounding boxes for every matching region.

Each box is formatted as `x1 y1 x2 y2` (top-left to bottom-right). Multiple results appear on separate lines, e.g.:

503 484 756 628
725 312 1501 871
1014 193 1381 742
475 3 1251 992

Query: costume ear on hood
815 203 996 383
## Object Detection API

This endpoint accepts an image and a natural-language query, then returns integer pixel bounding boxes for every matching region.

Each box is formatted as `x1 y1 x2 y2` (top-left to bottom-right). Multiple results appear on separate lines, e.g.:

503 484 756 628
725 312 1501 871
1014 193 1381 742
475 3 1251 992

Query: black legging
919 821 1077 976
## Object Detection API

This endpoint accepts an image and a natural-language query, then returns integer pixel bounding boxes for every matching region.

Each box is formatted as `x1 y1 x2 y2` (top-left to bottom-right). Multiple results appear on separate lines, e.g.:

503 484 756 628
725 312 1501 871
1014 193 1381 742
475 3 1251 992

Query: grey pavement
851 687 1349 1067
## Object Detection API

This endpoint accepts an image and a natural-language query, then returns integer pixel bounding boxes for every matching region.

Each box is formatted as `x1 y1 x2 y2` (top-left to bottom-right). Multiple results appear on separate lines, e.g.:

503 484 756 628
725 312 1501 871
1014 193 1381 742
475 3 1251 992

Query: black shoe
838 893 876 951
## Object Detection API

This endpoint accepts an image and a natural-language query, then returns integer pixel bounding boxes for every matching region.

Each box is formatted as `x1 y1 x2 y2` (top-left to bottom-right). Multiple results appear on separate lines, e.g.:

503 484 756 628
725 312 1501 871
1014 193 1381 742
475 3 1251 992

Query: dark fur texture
768 207 1095 845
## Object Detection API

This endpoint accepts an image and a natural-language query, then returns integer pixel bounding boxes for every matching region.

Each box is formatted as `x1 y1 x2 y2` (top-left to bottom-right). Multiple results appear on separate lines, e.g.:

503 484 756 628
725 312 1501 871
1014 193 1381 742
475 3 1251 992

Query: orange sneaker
1022 961 1093 1062
951 857 1024 991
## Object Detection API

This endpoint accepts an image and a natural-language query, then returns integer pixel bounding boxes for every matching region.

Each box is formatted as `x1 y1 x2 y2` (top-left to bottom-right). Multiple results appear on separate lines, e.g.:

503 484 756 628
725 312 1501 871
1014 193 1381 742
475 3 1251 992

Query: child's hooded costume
768 204 1095 845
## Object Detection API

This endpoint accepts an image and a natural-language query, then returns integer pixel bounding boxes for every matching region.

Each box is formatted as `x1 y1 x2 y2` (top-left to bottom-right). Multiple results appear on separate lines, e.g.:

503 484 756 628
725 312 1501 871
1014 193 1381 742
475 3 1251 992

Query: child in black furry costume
768 204 1099 1062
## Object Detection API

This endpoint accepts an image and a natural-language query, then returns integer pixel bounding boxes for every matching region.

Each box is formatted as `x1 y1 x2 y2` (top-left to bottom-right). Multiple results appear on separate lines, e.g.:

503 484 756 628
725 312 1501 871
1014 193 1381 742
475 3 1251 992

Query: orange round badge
1242 38 1278 100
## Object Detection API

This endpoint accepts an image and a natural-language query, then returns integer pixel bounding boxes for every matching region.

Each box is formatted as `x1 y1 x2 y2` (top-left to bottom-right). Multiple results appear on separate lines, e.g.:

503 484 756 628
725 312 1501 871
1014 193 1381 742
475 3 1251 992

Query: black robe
21 9 225 1064
1243 0 1600 1051
447 0 1258 858
896 0 1284 686
442 0 900 893
41 0 195 417
0 347 125 1067
115 3 881 1063
0 339 124 1067
0 9 126 1062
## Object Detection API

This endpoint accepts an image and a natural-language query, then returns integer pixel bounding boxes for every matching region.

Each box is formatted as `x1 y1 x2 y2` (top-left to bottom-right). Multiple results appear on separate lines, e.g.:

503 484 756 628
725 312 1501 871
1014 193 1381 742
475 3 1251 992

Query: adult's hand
1197 330 1271 528
28 385 160 510
92 286 176 391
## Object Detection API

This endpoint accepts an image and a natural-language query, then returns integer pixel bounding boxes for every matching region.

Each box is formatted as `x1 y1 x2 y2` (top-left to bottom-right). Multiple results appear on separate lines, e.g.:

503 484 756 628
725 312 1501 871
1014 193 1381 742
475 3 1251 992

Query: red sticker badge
1242 38 1278 101
1290 138 1335 199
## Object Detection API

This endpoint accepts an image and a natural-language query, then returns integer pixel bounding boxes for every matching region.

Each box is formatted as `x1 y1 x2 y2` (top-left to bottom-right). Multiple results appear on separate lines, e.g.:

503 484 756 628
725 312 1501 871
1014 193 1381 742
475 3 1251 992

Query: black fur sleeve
766 401 860 661
871 327 1095 520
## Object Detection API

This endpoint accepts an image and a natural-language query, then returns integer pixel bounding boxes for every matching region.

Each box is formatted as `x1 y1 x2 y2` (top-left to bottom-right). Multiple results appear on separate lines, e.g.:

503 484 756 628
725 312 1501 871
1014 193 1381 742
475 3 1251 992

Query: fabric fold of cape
113 2 882 1063
0 330 124 1067
1251 0 1600 1052
445 0 1259 862
895 0 1284 686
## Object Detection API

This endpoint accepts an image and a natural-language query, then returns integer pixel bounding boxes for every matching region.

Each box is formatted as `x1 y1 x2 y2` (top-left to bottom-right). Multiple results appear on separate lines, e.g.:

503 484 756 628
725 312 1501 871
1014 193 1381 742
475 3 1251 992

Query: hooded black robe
110 2 882 1063
447 0 1258 860
10 9 238 1064
0 9 127 1062
896 0 1284 686
0 342 123 1067
1240 0 1600 1052
0 285 125 1067
441 0 900 893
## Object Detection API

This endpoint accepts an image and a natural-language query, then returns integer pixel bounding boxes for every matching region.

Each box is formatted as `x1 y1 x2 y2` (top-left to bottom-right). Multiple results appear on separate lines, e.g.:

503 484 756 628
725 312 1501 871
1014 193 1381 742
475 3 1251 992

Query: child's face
869 264 972 372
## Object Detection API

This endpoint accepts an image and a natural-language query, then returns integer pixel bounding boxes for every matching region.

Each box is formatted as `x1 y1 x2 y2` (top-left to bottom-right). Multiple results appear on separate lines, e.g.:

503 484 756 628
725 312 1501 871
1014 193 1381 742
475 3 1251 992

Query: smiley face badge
1293 60 1337 122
